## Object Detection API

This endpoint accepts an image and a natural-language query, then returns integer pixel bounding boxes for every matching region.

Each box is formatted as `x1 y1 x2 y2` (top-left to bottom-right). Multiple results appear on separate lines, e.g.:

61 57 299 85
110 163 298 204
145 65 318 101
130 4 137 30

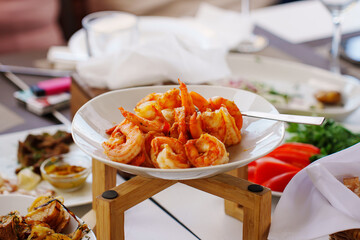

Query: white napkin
269 143 360 240
76 3 251 89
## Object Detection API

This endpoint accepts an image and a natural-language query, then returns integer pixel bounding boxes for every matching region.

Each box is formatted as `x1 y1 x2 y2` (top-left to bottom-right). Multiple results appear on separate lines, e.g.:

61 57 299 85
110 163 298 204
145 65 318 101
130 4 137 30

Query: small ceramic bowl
40 153 91 192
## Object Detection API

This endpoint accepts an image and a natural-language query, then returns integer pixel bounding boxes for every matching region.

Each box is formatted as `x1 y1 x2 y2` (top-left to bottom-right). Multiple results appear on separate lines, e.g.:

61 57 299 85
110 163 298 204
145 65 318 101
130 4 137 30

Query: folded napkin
76 3 252 89
268 143 360 240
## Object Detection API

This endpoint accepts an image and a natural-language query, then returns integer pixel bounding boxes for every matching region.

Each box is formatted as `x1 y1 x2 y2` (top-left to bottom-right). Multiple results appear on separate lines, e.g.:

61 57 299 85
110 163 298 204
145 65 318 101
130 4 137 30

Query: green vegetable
286 119 360 162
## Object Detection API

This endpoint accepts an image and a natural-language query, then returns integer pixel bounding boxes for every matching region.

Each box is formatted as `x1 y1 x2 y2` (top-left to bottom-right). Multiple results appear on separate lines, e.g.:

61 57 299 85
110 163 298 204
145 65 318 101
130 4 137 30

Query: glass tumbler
82 11 138 57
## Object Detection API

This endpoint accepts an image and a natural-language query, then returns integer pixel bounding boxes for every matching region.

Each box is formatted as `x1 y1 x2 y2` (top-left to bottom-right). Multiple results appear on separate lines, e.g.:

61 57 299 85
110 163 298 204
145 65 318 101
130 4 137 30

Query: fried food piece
185 133 229 168
0 196 89 240
26 196 70 233
17 130 73 174
120 106 170 134
208 96 243 130
314 90 342 105
178 79 196 116
102 120 145 164
343 176 360 197
0 211 29 240
150 136 191 169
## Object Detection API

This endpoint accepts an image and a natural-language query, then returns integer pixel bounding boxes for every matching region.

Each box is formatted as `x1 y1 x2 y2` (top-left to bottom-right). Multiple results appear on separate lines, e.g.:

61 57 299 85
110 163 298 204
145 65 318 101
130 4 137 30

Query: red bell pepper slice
275 142 320 155
248 164 256 183
262 170 299 192
265 142 320 168
252 157 301 185
266 148 311 168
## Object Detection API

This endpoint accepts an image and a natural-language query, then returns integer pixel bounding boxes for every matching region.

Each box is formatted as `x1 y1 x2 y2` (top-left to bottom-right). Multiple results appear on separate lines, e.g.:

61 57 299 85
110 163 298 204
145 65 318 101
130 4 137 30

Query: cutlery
0 64 72 78
242 111 325 125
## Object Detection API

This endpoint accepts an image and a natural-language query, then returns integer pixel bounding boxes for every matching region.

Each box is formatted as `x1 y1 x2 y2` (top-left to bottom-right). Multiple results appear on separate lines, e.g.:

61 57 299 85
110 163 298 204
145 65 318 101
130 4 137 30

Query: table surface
1 7 360 239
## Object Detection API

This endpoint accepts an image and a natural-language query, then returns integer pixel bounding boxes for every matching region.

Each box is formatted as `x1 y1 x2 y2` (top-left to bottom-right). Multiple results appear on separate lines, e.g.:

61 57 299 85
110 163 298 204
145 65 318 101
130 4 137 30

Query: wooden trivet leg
181 173 271 240
95 176 177 240
224 166 249 221
92 158 117 209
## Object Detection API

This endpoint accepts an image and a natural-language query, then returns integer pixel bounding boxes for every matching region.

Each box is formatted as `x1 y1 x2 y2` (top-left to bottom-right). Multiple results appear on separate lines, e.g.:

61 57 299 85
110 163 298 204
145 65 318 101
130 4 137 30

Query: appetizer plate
0 194 96 239
0 125 93 207
224 54 360 121
72 85 285 180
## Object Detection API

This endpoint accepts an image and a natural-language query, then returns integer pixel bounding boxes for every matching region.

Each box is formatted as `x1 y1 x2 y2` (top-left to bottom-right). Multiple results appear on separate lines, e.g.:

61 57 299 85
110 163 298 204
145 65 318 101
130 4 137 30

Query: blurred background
0 0 299 54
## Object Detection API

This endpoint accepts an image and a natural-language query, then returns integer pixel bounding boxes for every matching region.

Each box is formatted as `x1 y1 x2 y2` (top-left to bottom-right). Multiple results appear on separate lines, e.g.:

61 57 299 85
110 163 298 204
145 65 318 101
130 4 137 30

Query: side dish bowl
71 85 285 180
40 153 91 192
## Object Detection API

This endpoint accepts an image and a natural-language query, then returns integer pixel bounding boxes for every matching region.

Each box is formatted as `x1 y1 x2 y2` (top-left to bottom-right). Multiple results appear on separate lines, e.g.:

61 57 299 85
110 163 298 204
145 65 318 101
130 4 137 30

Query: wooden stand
92 159 271 240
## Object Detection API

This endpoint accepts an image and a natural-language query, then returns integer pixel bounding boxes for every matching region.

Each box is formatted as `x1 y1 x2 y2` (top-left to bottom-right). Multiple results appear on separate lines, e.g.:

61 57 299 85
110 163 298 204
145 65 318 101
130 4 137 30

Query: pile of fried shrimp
102 80 243 169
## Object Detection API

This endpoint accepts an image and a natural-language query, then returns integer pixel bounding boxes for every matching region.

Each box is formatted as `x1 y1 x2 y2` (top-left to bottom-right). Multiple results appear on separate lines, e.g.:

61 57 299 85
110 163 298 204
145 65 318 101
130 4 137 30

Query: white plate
72 85 285 180
0 125 92 207
0 194 96 239
224 54 360 121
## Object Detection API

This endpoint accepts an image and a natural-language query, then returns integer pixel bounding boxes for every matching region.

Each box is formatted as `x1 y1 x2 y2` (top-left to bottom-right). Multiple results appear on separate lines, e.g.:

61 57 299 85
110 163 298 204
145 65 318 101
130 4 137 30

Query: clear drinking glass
319 0 359 74
82 11 138 57
235 0 269 53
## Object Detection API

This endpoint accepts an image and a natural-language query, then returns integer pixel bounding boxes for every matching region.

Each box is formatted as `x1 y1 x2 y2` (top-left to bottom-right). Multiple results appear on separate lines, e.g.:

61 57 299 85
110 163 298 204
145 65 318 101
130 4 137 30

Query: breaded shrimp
102 120 144 163
184 133 229 168
150 136 191 169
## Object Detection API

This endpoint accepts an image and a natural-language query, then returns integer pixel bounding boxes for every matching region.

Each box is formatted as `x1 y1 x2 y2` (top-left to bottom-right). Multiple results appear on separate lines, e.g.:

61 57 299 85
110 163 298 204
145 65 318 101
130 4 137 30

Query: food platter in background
0 194 96 239
222 54 360 122
0 125 93 207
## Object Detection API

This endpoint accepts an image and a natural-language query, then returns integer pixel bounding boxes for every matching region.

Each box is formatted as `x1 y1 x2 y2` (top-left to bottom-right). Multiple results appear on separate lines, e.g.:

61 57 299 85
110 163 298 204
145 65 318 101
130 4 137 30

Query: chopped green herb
286 119 360 162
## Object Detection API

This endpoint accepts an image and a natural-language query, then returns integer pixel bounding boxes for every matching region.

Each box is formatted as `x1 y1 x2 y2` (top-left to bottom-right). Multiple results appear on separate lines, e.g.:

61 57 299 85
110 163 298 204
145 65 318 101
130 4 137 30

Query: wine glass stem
330 16 342 74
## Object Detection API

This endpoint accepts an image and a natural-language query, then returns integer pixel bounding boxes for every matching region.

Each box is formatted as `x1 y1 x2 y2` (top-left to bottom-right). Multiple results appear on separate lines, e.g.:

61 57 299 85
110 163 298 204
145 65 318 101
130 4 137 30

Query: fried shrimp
189 112 203 139
120 107 170 134
128 150 146 166
201 108 226 143
178 79 196 116
208 96 243 130
161 108 175 125
184 133 229 168
135 89 181 110
190 91 211 112
143 131 164 168
169 107 188 144
135 93 162 108
102 120 144 163
103 81 243 169
221 107 242 146
157 88 182 109
150 136 191 169
135 101 161 119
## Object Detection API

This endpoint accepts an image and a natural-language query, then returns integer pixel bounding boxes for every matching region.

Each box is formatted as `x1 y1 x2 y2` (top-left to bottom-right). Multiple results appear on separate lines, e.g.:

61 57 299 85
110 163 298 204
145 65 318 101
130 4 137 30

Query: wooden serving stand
91 160 271 240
